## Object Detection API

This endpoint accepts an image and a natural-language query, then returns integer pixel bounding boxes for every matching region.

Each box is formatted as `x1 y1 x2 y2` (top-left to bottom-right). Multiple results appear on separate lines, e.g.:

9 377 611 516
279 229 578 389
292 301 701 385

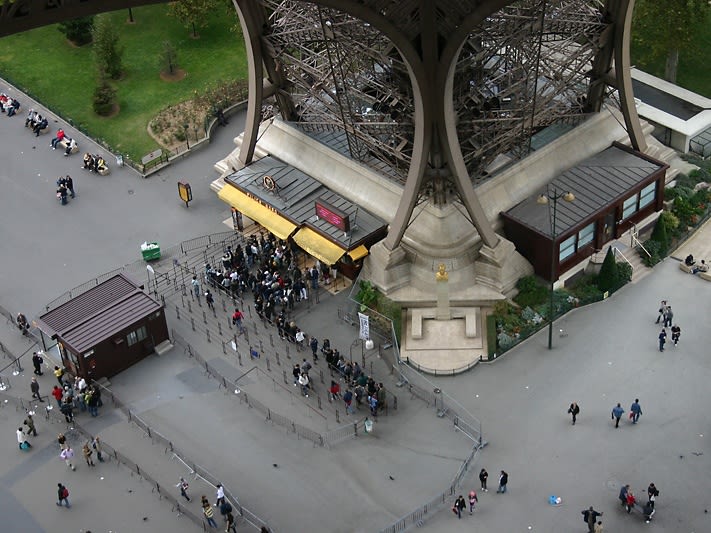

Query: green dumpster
140 242 161 261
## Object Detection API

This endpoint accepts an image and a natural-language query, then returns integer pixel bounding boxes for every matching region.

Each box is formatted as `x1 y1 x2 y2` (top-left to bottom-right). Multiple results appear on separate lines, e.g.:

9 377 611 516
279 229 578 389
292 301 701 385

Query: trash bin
140 242 161 261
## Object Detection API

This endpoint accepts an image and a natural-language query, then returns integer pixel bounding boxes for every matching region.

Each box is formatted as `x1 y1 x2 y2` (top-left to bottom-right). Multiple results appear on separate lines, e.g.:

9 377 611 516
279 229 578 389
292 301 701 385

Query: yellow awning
218 186 296 240
348 244 369 261
292 227 346 266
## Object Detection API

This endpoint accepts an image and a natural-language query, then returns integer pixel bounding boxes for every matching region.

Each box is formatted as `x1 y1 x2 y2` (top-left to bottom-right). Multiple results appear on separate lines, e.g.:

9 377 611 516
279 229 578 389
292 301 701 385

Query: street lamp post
537 187 575 350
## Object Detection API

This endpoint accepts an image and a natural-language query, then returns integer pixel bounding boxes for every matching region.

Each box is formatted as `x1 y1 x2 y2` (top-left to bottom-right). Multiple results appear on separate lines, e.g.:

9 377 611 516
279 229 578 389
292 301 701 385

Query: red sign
315 200 350 232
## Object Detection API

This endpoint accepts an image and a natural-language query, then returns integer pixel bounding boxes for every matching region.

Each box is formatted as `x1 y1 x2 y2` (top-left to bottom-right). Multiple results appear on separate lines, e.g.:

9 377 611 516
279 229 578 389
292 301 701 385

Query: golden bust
435 263 448 282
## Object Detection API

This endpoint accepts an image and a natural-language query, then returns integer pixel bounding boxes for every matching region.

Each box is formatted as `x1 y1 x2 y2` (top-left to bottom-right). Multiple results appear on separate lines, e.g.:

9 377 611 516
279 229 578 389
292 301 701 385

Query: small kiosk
36 274 169 380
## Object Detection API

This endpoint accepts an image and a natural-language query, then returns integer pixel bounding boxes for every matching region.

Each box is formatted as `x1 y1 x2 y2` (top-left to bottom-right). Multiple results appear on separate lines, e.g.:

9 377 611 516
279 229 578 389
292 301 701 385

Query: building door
601 209 616 244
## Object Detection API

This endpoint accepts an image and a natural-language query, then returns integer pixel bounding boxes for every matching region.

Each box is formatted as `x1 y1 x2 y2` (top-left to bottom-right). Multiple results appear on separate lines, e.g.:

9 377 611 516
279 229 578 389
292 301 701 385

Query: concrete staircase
611 240 652 284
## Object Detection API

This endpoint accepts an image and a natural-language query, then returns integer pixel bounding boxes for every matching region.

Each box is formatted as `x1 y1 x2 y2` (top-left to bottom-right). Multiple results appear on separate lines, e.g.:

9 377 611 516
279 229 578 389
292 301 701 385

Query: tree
650 214 670 256
633 0 710 83
58 16 95 46
93 15 124 80
596 246 619 293
168 0 217 38
93 74 117 116
160 41 179 75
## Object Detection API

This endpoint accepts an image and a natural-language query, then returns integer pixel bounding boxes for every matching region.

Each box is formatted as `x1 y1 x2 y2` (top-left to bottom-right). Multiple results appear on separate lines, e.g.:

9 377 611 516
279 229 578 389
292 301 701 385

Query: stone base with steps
401 307 486 375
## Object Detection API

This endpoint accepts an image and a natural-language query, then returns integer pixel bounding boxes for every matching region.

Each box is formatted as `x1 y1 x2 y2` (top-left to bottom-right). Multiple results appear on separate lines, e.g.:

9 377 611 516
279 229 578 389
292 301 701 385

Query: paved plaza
1 80 710 533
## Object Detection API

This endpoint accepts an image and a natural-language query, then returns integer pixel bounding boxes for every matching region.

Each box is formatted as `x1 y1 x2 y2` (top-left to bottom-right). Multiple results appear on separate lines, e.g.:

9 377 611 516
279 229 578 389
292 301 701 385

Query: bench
59 138 79 154
679 262 693 273
411 309 424 339
97 165 110 176
700 271 711 282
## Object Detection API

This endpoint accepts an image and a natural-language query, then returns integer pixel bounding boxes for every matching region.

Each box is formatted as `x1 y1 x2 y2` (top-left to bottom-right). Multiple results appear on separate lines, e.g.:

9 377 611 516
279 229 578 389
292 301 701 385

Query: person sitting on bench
685 254 695 266
82 152 94 170
93 155 107 173
33 115 48 136
25 109 37 128
51 128 65 149
5 98 20 117
64 138 77 156
692 260 708 274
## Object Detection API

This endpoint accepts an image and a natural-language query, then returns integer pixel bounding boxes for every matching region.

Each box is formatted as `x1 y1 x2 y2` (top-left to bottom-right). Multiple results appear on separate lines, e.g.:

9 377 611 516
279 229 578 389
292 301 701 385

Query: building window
127 325 148 347
622 194 638 219
559 234 576 262
577 222 595 248
639 181 656 209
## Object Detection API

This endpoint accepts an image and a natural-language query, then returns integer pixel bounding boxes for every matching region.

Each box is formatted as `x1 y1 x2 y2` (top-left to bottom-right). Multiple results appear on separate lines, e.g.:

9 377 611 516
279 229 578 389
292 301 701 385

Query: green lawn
0 5 247 159
631 13 711 99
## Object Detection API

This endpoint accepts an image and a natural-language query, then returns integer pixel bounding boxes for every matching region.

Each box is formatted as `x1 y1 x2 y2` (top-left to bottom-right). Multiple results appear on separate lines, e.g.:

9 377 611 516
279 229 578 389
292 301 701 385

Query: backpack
61 487 69 499
220 501 233 515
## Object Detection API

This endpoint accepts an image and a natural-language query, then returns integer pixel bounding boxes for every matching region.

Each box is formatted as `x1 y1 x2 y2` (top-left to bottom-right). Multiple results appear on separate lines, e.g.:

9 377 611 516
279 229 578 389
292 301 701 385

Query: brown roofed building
36 274 169 380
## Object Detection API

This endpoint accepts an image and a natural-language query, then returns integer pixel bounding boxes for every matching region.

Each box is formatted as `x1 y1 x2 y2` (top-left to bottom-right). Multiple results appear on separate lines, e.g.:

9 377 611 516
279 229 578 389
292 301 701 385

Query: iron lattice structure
261 0 416 184
258 0 610 187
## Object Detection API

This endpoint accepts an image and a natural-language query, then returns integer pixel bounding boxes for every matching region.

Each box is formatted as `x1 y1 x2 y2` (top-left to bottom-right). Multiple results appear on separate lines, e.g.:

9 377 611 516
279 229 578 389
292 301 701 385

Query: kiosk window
559 235 576 261
639 182 656 209
127 325 148 346
622 194 638 219
577 222 595 248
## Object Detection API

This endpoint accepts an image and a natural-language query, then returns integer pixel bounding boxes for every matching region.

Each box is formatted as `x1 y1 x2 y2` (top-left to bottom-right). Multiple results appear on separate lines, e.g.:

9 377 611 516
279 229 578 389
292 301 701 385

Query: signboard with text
315 200 350 232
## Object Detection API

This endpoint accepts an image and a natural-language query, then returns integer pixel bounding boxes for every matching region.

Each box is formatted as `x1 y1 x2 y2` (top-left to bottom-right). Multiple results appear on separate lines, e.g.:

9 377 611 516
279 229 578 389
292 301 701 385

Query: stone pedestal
436 280 450 320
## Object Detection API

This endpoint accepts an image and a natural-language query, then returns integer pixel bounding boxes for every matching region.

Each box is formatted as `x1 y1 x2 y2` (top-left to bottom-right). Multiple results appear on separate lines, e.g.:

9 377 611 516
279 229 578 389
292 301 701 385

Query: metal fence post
191 317 195 331
176 306 180 320
203 310 207 324
206 329 211 343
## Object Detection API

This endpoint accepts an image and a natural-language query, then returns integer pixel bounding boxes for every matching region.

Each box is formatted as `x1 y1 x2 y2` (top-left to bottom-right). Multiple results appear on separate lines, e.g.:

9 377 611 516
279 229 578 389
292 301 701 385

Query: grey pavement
1 75 711 533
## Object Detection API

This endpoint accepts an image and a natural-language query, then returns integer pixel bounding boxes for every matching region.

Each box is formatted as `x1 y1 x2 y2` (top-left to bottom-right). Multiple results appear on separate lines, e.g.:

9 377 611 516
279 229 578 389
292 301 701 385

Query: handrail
612 245 634 269
631 223 651 258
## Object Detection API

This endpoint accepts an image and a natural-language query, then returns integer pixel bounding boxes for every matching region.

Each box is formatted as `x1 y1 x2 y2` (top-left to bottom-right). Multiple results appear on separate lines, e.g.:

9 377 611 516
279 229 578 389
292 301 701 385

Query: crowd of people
202 231 390 416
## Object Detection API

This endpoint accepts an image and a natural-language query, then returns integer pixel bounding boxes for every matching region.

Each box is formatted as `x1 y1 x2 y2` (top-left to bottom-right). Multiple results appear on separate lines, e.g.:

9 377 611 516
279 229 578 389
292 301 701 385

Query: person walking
51 385 64 408
57 432 67 450
568 402 580 425
17 427 31 450
225 511 237 532
231 309 246 335
655 300 667 324
310 336 319 362
24 415 37 437
479 468 488 492
215 484 225 507
453 495 466 519
53 366 65 387
647 483 659 509
611 403 624 428
82 443 95 467
618 484 630 507
92 435 104 462
192 275 202 303
468 490 478 514
343 388 354 415
203 502 218 528
56 483 71 508
16 312 30 336
65 175 75 198
663 305 673 328
594 520 604 533
205 289 215 311
176 477 191 502
30 377 44 402
658 328 667 352
496 470 508 493
60 446 76 471
582 506 603 533
31 352 44 376
671 324 681 346
630 399 643 424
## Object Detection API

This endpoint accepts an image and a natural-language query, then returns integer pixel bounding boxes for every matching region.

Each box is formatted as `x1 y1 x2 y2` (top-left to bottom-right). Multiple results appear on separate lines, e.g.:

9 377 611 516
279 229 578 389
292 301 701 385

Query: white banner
358 312 370 341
